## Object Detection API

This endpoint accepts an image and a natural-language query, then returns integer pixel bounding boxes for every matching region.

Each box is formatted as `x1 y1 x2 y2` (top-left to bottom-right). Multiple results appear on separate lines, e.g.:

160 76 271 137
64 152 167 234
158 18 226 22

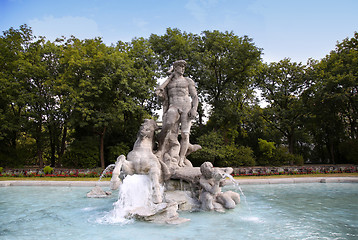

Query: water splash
97 175 161 224
224 173 251 212
98 164 115 182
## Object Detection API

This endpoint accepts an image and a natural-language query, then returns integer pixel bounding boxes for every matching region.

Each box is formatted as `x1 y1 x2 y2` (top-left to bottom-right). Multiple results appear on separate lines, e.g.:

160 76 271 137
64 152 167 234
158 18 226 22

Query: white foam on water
96 175 157 225
81 207 97 212
240 216 264 223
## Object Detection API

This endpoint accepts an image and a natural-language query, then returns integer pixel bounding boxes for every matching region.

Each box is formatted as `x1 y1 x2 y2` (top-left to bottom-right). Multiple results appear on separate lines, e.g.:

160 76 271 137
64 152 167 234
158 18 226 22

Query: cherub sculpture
199 162 240 211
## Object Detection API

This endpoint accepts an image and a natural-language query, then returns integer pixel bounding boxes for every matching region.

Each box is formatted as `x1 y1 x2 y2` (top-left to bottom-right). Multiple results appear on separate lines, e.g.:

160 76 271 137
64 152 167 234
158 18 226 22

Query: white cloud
29 15 102 41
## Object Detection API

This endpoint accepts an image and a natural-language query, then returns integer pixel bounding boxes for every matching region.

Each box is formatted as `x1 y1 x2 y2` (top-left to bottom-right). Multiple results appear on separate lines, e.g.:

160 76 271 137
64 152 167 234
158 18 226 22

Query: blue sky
1 0 357 63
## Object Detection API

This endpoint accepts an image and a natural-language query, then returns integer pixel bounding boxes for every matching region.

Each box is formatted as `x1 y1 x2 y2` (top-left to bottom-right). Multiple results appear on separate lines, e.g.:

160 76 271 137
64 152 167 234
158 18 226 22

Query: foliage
196 30 261 109
107 143 130 164
0 26 158 168
149 28 199 77
339 140 358 164
0 167 3 173
1 25 357 167
258 138 276 159
189 131 256 167
304 33 358 164
257 139 303 166
61 137 99 168
220 145 256 167
43 166 53 174
188 131 226 166
273 147 304 166
256 59 309 155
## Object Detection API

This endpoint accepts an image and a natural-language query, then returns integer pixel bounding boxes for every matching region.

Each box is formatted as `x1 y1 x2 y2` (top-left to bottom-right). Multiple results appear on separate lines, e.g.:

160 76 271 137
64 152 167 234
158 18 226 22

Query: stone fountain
87 60 240 224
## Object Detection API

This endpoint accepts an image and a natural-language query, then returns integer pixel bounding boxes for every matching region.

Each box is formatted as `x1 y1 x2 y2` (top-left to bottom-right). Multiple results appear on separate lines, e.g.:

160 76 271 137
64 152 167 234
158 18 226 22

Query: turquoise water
1 183 357 240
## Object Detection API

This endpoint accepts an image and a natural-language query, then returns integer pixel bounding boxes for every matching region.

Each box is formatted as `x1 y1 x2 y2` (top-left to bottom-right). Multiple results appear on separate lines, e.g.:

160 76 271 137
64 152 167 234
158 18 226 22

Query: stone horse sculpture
110 119 170 204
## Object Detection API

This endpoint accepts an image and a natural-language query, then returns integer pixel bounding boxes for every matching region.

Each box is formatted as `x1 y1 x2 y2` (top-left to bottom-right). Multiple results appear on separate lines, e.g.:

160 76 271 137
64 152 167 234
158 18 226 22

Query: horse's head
139 119 158 140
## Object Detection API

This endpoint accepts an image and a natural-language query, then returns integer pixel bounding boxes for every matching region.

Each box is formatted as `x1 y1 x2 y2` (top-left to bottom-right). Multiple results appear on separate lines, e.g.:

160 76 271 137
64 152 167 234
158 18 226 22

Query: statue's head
200 162 214 178
173 60 186 75
200 161 226 180
173 60 186 67
139 119 158 139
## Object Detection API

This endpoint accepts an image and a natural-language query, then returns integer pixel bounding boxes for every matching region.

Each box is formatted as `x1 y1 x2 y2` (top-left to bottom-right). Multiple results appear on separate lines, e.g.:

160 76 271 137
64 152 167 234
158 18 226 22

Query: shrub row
232 165 357 176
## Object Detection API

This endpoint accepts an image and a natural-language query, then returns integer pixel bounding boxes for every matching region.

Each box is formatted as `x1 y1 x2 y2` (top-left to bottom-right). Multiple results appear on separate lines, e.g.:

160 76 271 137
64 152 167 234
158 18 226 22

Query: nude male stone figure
155 60 199 168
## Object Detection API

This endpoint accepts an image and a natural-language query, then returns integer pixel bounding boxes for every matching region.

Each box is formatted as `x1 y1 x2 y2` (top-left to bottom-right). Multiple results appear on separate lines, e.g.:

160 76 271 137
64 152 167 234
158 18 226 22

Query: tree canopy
1 25 357 168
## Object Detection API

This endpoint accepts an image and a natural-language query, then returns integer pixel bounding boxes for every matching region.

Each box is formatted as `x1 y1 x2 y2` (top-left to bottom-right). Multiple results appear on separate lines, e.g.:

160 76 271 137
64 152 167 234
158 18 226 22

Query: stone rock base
164 190 199 211
87 186 112 198
128 202 190 224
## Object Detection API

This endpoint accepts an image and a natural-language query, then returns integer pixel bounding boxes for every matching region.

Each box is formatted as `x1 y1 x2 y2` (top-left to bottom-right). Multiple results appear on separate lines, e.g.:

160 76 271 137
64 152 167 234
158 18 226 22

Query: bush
271 146 290 166
188 131 226 166
0 167 3 173
257 141 304 166
62 136 99 168
188 130 258 167
220 145 256 167
0 134 37 167
339 140 358 164
256 139 276 165
43 166 53 174
292 154 304 166
272 147 304 166
107 143 130 163
258 138 275 158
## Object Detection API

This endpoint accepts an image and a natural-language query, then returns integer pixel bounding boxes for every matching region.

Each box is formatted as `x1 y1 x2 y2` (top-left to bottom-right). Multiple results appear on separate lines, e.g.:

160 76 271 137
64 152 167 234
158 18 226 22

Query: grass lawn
0 173 357 181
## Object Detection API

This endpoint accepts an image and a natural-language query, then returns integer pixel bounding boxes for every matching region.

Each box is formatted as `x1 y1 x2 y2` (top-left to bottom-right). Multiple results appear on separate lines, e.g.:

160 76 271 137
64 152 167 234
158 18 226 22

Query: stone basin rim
1 177 358 187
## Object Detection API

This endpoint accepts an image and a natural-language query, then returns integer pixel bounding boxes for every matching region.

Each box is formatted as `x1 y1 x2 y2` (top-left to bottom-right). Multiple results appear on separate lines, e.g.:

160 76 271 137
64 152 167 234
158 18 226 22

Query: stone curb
1 177 357 187
227 177 358 185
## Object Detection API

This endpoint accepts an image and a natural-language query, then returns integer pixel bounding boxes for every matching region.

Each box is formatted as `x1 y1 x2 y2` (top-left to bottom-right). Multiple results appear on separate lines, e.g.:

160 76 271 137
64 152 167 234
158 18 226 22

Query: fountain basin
1 182 357 239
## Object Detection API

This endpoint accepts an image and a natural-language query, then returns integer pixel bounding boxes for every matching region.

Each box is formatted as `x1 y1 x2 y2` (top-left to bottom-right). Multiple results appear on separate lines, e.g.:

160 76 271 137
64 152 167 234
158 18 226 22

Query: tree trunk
287 132 295 165
99 126 107 169
58 124 67 164
328 141 335 164
48 124 56 167
36 122 44 168
37 148 44 168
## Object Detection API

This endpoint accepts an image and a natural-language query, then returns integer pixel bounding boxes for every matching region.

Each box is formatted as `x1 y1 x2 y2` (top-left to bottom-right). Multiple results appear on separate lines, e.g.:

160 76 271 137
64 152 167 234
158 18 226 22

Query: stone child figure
199 162 240 211
155 60 199 168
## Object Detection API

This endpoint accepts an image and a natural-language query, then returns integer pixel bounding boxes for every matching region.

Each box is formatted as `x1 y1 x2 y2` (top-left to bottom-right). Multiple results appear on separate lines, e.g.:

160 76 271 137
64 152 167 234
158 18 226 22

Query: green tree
61 37 158 168
60 37 120 168
149 28 199 78
0 25 39 166
256 59 309 159
197 30 262 150
304 32 358 163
